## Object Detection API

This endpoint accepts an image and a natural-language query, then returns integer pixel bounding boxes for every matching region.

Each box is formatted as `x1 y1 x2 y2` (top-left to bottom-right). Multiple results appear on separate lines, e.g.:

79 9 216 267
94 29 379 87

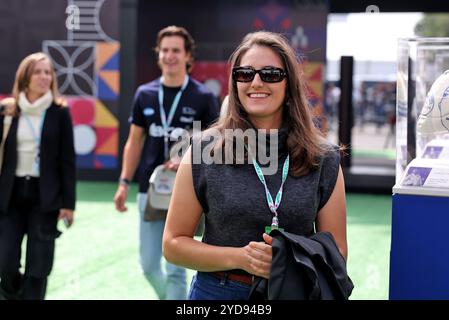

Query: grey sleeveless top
191 130 340 249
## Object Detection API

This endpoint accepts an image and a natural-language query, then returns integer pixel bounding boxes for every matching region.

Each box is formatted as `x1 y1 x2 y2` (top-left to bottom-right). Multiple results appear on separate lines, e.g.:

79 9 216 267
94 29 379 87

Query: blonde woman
0 52 76 300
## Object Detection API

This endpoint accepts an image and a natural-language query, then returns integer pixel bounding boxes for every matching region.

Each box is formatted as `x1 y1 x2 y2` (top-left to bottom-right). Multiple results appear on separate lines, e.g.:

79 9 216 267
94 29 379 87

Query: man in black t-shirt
114 26 219 300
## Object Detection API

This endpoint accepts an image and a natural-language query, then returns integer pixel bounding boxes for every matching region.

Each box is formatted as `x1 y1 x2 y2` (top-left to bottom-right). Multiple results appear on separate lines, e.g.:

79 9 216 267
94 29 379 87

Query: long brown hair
214 31 329 177
12 52 61 104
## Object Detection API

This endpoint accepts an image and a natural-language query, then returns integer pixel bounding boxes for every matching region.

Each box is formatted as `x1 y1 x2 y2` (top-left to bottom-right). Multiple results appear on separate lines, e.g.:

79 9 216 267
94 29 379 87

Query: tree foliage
415 14 449 37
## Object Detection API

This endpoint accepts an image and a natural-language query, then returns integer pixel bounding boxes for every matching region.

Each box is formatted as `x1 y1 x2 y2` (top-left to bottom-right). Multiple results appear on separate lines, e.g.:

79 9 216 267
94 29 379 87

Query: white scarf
18 91 53 115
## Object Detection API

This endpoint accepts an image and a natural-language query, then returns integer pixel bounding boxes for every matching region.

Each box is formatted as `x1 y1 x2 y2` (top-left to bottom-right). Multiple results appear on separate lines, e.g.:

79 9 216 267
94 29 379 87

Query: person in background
0 52 76 300
163 31 347 300
113 25 219 300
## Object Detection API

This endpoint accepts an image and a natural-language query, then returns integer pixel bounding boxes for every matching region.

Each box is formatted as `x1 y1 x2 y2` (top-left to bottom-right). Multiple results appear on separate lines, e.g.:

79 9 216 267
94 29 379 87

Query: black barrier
338 56 354 169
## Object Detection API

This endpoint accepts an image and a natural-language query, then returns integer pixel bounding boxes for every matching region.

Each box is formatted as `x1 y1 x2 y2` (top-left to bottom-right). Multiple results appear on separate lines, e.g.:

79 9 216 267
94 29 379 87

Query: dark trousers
0 176 60 300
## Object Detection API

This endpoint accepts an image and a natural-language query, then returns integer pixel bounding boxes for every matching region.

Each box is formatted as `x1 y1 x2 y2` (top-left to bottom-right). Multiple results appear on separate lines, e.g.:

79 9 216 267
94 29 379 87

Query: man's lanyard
22 110 46 174
251 154 289 233
158 75 189 159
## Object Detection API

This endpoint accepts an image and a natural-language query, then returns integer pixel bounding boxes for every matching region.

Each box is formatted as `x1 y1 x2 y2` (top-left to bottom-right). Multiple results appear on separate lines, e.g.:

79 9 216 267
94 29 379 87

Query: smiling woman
26 60 53 102
0 52 76 300
235 45 287 130
162 31 350 300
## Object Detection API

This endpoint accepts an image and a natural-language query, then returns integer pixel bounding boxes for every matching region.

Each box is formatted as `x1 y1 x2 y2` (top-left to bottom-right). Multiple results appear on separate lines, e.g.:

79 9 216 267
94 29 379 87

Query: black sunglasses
232 66 287 83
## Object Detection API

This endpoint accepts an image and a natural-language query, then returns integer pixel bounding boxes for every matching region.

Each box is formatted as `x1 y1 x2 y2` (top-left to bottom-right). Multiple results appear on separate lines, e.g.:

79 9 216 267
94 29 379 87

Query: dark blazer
0 103 76 214
249 230 354 300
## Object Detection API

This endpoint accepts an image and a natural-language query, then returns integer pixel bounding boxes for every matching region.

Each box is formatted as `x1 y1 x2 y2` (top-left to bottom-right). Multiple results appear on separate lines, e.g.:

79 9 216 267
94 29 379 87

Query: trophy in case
394 38 449 196
390 38 449 300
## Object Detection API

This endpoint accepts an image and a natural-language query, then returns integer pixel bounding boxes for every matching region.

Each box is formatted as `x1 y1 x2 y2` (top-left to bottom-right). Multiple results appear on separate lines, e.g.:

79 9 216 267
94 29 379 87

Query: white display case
394 37 449 197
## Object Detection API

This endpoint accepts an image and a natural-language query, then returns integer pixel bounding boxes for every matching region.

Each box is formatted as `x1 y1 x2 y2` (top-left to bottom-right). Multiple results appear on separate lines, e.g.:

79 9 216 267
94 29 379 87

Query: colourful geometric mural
94 99 118 168
253 2 292 32
67 95 118 169
96 42 120 101
303 62 324 101
92 42 120 169
303 62 327 131
40 0 120 170
191 62 230 100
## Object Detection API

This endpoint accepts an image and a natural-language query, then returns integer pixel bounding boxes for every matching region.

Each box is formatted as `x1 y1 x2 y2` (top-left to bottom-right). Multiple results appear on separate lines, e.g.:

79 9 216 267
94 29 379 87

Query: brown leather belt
213 271 254 285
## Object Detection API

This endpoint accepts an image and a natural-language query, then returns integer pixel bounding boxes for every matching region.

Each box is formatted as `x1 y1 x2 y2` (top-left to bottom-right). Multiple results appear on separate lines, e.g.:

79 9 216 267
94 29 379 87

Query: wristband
119 178 131 186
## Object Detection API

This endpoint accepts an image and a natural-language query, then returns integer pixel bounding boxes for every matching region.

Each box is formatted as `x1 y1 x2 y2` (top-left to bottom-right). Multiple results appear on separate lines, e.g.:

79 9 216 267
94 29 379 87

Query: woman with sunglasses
0 52 75 300
163 31 347 300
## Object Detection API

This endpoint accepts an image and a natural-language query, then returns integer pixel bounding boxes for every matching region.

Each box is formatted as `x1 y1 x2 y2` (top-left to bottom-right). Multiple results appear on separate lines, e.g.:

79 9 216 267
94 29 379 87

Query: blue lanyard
22 110 46 147
251 154 289 228
158 75 189 159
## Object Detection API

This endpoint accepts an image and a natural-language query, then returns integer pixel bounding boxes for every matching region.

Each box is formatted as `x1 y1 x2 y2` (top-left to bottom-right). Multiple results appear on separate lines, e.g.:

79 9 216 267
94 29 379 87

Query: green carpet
345 193 391 300
43 182 391 300
353 149 396 160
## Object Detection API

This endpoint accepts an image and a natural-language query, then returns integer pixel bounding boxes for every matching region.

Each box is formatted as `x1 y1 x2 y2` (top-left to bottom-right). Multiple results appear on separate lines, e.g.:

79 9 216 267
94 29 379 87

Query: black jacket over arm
0 103 76 214
249 230 354 300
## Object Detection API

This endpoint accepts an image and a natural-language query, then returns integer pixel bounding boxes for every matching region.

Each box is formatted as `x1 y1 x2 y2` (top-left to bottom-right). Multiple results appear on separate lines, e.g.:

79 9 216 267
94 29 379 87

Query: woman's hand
240 233 273 279
263 233 273 245
58 208 74 227
0 97 17 116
